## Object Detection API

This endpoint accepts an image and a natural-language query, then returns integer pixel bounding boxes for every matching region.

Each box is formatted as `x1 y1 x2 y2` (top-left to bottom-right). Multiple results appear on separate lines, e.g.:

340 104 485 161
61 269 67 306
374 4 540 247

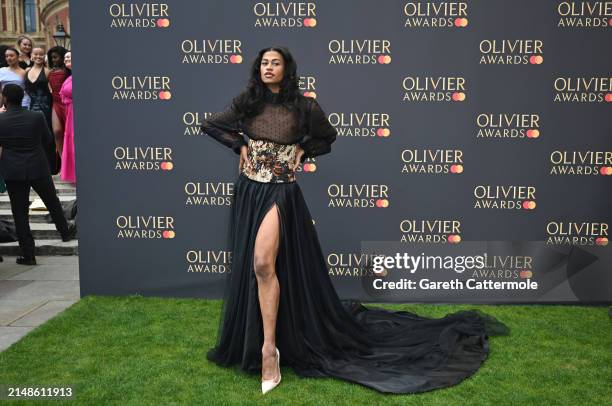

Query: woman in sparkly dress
201 46 509 395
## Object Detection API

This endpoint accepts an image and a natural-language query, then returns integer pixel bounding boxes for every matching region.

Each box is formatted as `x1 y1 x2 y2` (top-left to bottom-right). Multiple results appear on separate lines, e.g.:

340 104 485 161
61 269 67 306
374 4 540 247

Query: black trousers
5 176 69 258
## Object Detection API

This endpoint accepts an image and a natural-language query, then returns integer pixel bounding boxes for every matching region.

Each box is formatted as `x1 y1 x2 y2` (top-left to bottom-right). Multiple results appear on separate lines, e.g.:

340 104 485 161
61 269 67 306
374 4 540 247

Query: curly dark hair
231 46 309 135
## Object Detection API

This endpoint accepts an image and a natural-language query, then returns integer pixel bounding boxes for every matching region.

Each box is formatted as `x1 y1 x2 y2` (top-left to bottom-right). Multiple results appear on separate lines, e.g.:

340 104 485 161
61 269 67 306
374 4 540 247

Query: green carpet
1 295 610 405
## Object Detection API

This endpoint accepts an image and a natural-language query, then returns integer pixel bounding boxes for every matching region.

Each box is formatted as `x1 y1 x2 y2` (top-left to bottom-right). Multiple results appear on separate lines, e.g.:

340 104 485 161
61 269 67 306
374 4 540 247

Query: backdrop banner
71 0 612 303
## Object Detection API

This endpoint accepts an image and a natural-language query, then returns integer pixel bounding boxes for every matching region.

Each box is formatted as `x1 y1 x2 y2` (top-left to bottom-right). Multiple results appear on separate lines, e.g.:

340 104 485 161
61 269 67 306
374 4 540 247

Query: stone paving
0 255 80 352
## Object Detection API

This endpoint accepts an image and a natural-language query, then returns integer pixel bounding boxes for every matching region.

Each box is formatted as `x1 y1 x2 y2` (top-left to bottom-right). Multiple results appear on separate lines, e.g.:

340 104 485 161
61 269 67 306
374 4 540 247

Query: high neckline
263 86 283 104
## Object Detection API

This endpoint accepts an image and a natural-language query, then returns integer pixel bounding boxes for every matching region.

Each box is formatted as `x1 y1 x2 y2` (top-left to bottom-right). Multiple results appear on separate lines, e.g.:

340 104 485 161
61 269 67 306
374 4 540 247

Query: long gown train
206 172 510 394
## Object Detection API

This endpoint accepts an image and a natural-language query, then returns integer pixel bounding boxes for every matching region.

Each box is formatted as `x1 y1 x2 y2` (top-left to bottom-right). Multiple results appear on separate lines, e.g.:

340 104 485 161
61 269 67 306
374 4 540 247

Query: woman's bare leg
51 108 64 155
253 203 281 381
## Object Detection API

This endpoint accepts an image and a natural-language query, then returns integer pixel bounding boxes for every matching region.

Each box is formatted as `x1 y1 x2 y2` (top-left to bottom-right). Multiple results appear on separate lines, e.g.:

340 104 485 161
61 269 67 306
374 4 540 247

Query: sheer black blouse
201 87 337 163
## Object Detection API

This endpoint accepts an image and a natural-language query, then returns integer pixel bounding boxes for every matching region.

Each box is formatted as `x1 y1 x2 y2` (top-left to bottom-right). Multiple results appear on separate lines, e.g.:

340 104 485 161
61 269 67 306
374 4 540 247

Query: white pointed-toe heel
261 347 281 394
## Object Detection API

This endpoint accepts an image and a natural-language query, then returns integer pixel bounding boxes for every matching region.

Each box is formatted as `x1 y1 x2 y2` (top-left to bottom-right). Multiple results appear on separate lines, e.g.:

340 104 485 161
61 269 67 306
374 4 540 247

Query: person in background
0 45 8 68
17 35 34 70
0 47 30 109
0 84 75 265
25 46 56 173
59 52 75 184
47 46 69 156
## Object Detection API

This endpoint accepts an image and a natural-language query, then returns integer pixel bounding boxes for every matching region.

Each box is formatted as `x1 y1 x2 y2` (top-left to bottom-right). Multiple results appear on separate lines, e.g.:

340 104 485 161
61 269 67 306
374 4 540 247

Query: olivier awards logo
180 40 243 64
299 75 317 98
111 75 171 101
184 181 234 206
327 252 379 277
252 2 317 28
327 184 390 208
108 3 170 28
402 76 466 102
402 1 468 28
546 221 609 246
553 77 612 103
478 40 544 65
472 255 534 280
328 112 391 138
399 219 462 243
473 185 536 210
549 150 612 175
401 149 464 174
186 250 232 273
327 40 392 64
556 1 612 28
182 111 205 135
114 146 173 171
116 216 175 239
476 113 541 140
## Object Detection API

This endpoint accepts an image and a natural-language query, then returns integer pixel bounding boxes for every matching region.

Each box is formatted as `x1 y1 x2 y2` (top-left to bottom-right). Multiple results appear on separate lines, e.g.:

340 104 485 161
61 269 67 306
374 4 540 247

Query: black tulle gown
201 87 509 394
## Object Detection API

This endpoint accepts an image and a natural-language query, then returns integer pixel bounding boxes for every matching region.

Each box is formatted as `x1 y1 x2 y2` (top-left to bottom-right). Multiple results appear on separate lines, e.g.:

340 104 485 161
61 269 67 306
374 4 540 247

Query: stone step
0 209 56 223
21 223 74 239
0 239 78 256
0 195 75 210
30 188 76 196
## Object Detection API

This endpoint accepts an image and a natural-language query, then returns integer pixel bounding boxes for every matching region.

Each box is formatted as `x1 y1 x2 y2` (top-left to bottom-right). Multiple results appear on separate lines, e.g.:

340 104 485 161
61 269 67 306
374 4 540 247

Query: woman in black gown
201 46 509 395
25 46 57 172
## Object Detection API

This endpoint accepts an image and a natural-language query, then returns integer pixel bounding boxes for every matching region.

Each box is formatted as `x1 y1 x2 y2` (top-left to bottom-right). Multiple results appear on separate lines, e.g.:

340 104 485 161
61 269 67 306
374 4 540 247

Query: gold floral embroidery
242 139 297 183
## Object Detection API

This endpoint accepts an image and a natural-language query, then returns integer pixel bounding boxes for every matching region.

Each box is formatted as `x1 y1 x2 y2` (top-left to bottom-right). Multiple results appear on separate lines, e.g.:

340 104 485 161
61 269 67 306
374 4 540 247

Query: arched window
23 0 37 32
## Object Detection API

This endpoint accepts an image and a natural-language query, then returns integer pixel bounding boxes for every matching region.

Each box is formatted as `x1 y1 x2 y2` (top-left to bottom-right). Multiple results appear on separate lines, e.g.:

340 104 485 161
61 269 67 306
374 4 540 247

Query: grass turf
0 295 610 405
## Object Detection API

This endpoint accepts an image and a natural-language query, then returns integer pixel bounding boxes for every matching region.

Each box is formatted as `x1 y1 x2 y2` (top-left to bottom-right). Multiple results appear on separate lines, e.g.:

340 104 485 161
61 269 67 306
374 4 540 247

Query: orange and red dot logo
454 18 468 27
162 230 175 239
301 161 316 172
304 17 317 27
450 164 463 174
159 91 172 100
375 199 389 208
447 234 461 244
156 18 170 28
377 55 392 64
522 200 536 210
529 55 544 64
377 128 391 137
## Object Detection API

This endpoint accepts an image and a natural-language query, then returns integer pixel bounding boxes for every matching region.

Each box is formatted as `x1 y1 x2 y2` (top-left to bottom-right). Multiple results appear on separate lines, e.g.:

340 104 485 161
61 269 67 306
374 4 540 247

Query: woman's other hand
293 145 305 171
239 145 248 173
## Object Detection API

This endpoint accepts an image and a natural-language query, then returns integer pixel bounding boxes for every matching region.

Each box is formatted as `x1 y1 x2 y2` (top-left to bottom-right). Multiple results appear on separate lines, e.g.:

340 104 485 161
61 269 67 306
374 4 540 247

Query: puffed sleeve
298 98 337 163
200 102 248 155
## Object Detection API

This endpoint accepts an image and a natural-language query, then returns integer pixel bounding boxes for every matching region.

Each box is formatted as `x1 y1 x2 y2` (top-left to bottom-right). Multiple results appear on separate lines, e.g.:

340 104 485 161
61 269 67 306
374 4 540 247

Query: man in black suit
0 84 75 265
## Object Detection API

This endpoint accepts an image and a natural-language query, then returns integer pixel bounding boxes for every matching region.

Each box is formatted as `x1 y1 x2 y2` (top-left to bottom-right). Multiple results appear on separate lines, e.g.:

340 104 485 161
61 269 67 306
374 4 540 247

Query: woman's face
19 38 32 55
64 52 72 69
31 48 45 66
50 52 62 68
5 50 19 67
260 50 285 88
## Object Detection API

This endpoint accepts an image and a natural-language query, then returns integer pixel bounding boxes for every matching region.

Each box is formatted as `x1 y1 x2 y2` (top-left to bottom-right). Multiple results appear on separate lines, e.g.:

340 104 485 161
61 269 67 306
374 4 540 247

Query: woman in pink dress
59 52 75 183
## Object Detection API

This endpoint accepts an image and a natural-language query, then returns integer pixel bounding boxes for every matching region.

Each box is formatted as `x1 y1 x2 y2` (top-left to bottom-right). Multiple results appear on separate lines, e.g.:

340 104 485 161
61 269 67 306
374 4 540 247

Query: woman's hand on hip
239 145 248 173
293 145 305 171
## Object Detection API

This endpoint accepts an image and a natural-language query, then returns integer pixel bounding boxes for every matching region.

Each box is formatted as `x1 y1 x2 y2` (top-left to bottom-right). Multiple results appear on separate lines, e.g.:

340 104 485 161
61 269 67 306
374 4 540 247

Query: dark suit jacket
0 106 53 180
